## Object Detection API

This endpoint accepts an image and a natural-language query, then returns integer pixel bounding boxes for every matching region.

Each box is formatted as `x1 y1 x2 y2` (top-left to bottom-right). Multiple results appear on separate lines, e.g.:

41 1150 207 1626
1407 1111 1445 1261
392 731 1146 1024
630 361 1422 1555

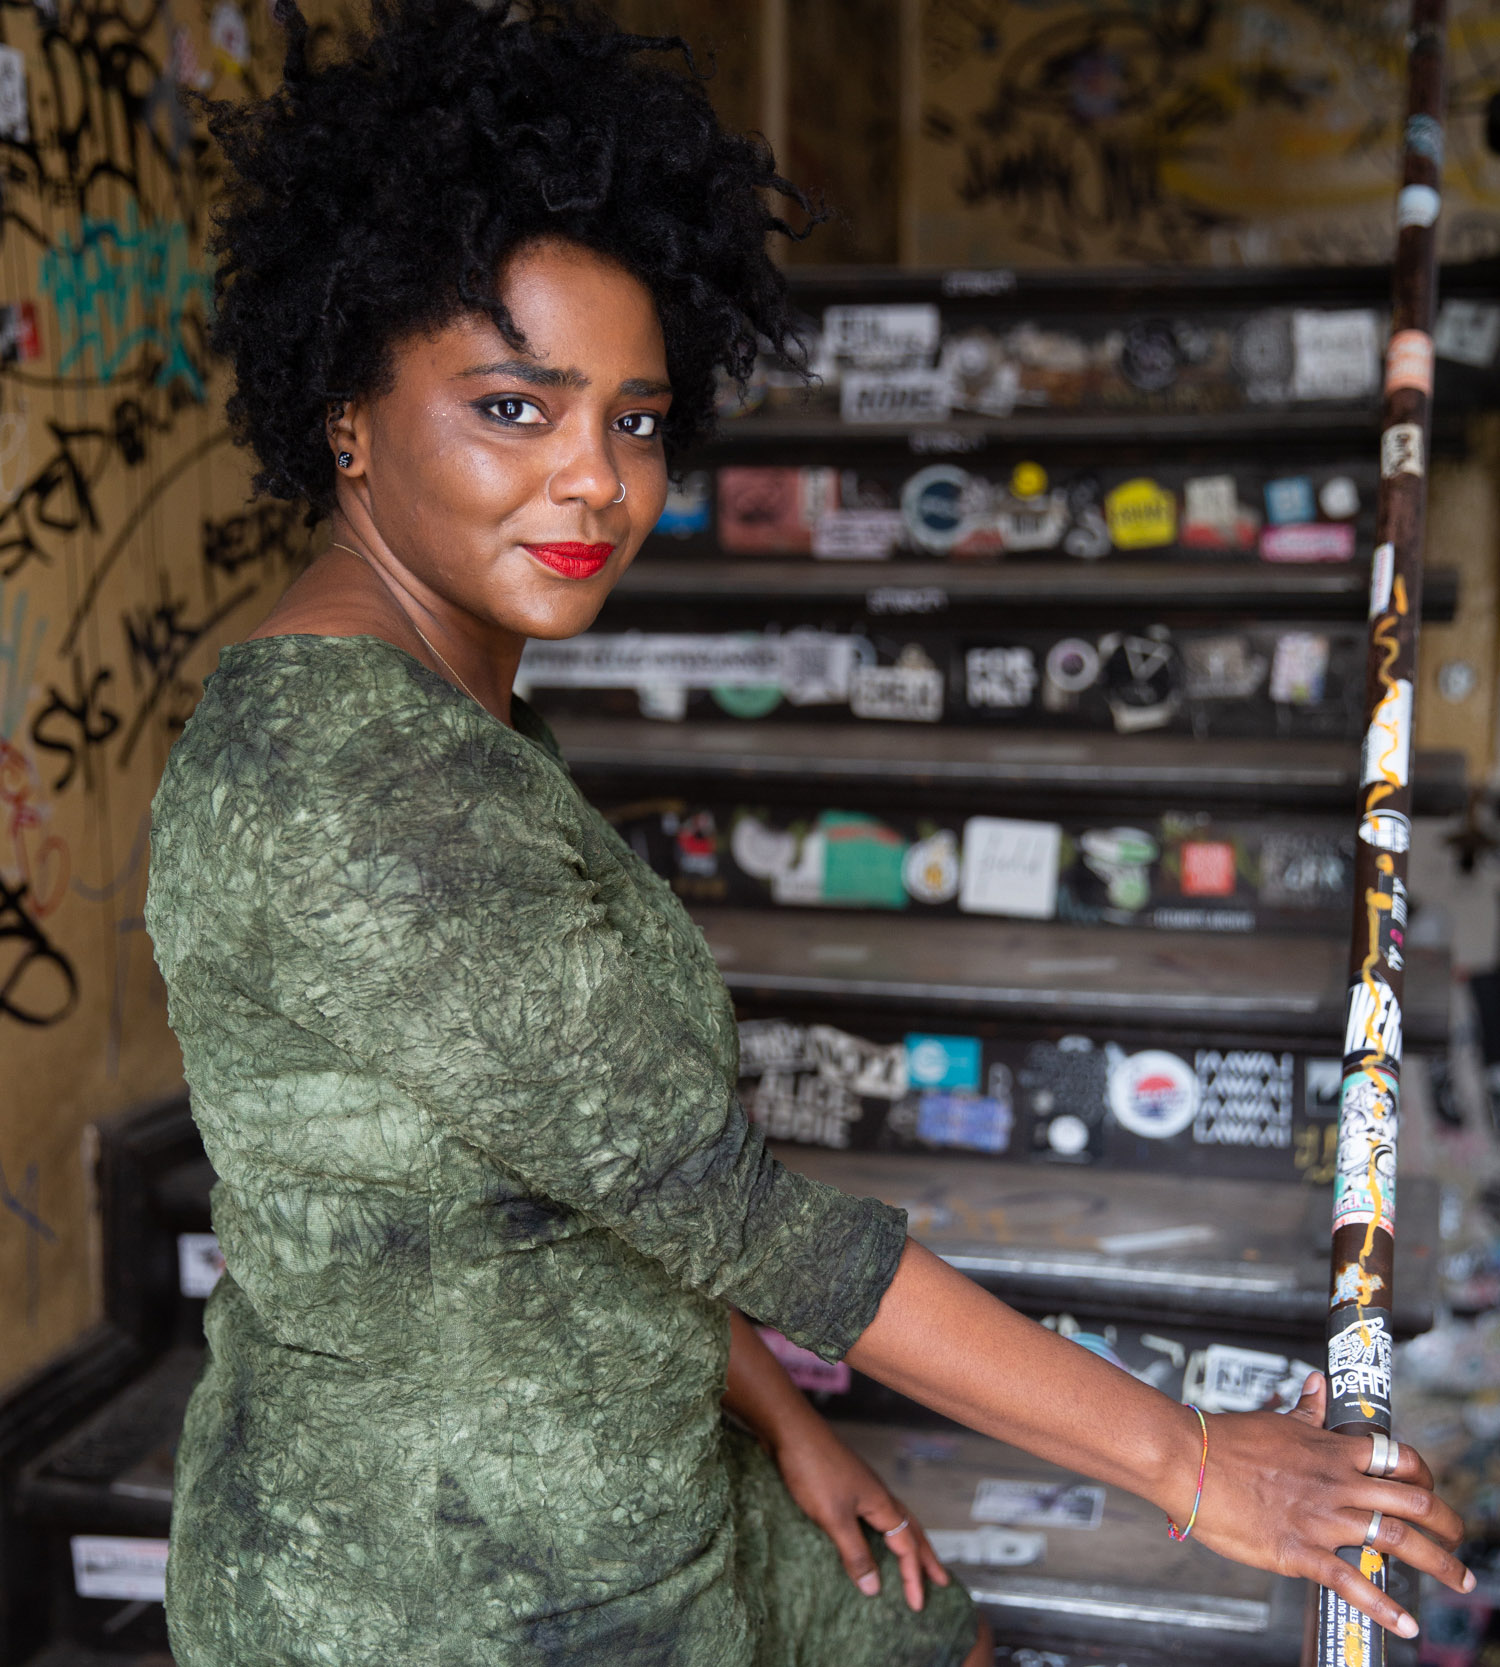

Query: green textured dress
145 634 978 1667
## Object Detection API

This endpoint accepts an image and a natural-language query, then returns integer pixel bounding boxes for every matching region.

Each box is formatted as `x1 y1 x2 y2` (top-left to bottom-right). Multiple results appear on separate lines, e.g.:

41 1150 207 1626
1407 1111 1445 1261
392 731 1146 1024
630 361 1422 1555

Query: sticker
965 646 1038 709
903 465 980 554
941 270 1017 298
1118 319 1179 392
1079 827 1157 913
1264 476 1315 526
1331 1066 1399 1232
821 813 908 907
959 817 1062 919
1358 809 1411 853
1326 1307 1393 1430
1011 460 1048 498
178 1232 224 1297
1258 832 1348 909
1362 678 1412 796
812 508 904 560
71 1536 168 1601
1259 523 1356 563
903 829 961 903
1291 309 1380 401
972 1479 1105 1531
522 633 780 689
995 491 1068 551
916 1092 1013 1154
1270 632 1330 705
750 1070 859 1147
1104 478 1176 549
1380 422 1424 478
806 1025 909 1099
1320 1586 1380 1667
823 303 940 367
756 1327 852 1394
1107 1048 1199 1140
1433 299 1500 367
906 1034 983 1094
849 664 943 722
209 0 251 67
1062 504 1111 559
1181 474 1258 551
925 1527 1044 1568
654 471 712 539
1099 632 1179 733
674 810 718 878
841 369 952 425
1438 659 1477 703
1396 183 1441 228
1384 329 1434 396
1184 1344 1320 1413
1343 979 1403 1068
718 467 836 554
1332 1262 1384 1306
1046 1114 1091 1157
778 628 857 706
0 301 43 364
769 831 825 904
1180 841 1236 898
710 683 782 719
1192 1050 1295 1149
1369 541 1394 617
1318 476 1359 520
639 683 688 721
1043 637 1101 697
866 585 947 616
1182 636 1266 700
1233 313 1293 396
737 1020 813 1075
1374 868 1407 973
1404 113 1444 166
0 45 29 142
732 816 801 882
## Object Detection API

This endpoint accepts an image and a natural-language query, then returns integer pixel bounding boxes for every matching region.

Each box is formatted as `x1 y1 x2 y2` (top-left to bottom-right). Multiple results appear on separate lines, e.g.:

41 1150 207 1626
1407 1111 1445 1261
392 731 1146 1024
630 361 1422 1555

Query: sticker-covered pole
1316 5 1446 1666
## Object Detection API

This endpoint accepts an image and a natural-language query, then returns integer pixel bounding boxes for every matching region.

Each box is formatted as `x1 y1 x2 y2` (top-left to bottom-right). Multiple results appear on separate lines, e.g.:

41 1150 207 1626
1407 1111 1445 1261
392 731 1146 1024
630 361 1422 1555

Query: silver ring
1381 1438 1402 1479
1363 1509 1383 1548
1366 1431 1391 1477
612 481 626 504
882 1517 910 1539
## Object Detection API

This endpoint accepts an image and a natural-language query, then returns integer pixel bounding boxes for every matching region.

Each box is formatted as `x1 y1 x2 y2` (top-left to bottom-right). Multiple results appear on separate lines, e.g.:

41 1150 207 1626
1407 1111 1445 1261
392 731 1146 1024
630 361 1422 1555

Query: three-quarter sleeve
258 698 907 1362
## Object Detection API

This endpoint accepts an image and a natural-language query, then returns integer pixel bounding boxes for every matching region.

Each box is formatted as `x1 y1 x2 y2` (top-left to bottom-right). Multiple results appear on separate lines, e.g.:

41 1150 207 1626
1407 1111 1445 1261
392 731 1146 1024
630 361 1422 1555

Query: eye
616 411 661 438
485 397 546 425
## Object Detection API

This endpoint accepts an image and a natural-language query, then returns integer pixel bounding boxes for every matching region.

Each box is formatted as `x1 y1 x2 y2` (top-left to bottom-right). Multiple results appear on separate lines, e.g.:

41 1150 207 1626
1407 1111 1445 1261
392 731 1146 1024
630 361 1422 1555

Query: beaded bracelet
1167 1405 1209 1542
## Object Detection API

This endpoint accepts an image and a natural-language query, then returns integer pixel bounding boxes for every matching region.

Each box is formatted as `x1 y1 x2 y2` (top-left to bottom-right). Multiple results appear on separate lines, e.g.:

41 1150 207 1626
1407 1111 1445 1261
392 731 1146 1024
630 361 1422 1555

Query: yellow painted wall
0 0 316 1391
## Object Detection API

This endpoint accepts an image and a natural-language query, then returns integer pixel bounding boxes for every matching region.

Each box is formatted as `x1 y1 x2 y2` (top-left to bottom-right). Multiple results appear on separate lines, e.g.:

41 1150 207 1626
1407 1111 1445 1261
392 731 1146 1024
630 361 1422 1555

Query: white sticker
0 46 29 142
965 645 1038 709
1107 1048 1200 1139
1291 309 1380 401
1044 637 1101 696
732 816 800 881
841 368 953 425
1433 299 1500 367
209 0 251 65
1396 184 1441 228
926 1526 1045 1568
1344 976 1403 1064
1359 809 1411 853
1369 542 1394 617
778 628 855 706
866 585 948 616
1381 423 1424 478
996 492 1068 552
177 1231 224 1297
1183 473 1238 528
971 1478 1105 1531
71 1536 169 1602
521 633 781 689
1184 1345 1320 1414
1361 677 1413 793
849 664 943 722
823 303 941 367
806 1025 909 1098
903 830 962 903
959 817 1061 920
1269 632 1329 705
770 831 825 905
812 509 904 561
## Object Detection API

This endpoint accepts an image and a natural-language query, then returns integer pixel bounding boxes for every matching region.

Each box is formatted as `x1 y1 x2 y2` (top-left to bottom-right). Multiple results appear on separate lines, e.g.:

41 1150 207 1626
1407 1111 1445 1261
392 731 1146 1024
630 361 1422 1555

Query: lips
523 542 614 579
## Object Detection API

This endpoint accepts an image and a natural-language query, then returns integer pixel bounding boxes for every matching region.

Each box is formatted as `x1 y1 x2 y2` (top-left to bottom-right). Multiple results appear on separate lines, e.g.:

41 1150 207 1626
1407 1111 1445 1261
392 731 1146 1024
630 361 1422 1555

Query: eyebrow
456 359 671 399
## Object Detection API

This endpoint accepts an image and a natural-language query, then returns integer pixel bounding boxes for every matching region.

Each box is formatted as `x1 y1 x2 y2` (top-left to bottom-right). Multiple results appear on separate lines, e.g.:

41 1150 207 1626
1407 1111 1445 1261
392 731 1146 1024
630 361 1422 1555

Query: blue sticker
1264 476 1315 526
1404 114 1444 167
654 470 712 538
916 1092 1012 1153
905 1033 982 1092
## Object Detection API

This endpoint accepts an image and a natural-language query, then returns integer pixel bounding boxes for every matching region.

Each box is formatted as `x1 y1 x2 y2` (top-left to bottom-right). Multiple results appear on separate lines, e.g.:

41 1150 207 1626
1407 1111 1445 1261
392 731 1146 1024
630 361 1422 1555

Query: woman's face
333 236 673 645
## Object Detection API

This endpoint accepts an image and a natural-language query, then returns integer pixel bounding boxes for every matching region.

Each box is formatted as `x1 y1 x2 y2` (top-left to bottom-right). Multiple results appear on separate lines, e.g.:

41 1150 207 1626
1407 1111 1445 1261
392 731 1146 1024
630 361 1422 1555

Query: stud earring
337 452 353 469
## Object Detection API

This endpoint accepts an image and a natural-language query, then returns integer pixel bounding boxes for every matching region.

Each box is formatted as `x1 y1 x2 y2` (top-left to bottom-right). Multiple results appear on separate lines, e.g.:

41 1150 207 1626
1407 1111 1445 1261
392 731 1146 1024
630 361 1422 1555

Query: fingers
1386 1439 1435 1494
1307 1548 1419 1641
826 1515 884 1600
875 1512 926 1612
1362 1478 1466 1555
913 1521 952 1589
1290 1371 1327 1426
1337 1503 1475 1593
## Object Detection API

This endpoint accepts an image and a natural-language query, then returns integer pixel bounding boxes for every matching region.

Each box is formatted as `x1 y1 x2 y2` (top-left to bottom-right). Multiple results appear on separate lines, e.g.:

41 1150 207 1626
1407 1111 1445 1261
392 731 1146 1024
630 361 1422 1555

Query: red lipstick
524 542 614 579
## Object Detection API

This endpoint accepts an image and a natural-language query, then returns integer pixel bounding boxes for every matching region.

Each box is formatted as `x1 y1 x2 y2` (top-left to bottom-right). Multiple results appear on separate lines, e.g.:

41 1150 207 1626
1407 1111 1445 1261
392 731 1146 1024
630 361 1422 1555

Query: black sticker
1325 1302 1393 1431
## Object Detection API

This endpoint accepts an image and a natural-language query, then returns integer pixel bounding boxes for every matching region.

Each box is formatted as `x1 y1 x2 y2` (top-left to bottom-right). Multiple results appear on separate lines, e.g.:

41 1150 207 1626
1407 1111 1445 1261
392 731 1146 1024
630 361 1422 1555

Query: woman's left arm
722 1309 950 1612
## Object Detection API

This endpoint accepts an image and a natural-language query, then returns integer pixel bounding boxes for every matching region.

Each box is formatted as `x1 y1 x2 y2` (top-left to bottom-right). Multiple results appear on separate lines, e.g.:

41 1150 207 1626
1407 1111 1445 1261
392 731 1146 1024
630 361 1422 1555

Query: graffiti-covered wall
0 0 317 1389
913 0 1500 268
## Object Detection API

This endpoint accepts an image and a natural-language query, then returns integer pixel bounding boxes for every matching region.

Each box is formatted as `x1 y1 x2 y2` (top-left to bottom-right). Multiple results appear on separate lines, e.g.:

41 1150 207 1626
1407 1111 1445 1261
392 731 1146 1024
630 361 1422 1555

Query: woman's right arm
846 1237 1471 1640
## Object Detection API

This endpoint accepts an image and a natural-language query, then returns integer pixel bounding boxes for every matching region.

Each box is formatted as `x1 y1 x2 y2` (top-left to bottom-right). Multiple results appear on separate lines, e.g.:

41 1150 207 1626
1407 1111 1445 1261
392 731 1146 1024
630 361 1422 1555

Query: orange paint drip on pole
1315 6 1446 1665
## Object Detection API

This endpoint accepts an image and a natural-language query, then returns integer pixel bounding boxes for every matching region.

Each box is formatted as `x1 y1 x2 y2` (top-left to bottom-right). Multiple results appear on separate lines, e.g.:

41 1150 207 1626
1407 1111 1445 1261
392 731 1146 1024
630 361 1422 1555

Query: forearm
845 1239 1203 1520
722 1309 824 1454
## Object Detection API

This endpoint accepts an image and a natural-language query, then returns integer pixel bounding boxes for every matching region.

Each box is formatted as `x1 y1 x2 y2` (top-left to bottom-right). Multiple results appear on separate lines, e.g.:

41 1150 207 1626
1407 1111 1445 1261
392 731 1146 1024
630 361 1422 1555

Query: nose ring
612 481 626 504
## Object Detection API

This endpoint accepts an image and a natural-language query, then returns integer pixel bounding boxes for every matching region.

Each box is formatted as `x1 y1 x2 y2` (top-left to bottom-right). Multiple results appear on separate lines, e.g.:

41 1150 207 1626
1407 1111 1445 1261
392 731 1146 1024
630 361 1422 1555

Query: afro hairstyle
204 0 817 515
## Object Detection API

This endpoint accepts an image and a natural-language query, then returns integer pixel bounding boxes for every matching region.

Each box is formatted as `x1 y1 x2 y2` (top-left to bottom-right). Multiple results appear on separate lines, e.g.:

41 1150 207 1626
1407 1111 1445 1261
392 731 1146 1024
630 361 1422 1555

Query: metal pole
1316 5 1447 1665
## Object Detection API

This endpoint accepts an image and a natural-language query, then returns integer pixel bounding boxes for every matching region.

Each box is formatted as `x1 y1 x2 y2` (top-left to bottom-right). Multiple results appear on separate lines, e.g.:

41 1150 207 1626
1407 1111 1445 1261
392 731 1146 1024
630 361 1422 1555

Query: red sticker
1180 841 1236 898
1384 329 1433 395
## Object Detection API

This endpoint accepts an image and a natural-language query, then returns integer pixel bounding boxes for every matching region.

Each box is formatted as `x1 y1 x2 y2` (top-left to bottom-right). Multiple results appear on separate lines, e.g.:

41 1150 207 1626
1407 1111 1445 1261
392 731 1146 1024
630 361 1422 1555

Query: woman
145 1 1470 1662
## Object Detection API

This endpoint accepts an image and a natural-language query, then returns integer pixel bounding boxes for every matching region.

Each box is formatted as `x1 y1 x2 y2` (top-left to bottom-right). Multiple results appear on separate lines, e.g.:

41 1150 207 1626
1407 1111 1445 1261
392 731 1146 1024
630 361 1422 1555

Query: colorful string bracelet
1167 1405 1209 1542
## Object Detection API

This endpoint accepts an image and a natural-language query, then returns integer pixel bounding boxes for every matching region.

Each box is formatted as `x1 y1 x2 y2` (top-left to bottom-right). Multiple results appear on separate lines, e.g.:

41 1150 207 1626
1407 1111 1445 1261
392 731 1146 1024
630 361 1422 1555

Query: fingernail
1396 1615 1419 1639
858 1572 879 1596
1464 1570 1477 1593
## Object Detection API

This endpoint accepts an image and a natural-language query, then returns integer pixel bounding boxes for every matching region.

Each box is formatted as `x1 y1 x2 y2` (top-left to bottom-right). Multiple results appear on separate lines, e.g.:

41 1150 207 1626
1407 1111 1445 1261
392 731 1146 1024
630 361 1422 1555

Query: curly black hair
204 0 815 514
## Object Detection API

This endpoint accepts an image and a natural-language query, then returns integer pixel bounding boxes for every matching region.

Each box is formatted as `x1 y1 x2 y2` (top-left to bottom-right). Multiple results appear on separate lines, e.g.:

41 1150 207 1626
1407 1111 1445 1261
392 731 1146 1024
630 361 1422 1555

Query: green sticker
711 683 783 718
819 813 909 909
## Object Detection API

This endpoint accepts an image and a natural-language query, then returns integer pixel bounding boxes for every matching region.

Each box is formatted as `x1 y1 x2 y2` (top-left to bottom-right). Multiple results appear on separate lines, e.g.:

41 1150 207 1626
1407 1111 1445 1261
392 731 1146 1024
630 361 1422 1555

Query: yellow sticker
1011 461 1048 499
1106 478 1177 549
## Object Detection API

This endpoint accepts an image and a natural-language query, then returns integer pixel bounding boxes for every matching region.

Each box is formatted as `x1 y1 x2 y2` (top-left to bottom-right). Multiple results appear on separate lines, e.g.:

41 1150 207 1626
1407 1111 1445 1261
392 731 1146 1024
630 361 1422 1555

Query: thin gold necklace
331 541 487 712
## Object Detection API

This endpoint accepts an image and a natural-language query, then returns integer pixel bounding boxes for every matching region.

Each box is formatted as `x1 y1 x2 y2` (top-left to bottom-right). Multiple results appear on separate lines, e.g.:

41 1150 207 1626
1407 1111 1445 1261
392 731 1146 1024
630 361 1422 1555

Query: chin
512 592 611 642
